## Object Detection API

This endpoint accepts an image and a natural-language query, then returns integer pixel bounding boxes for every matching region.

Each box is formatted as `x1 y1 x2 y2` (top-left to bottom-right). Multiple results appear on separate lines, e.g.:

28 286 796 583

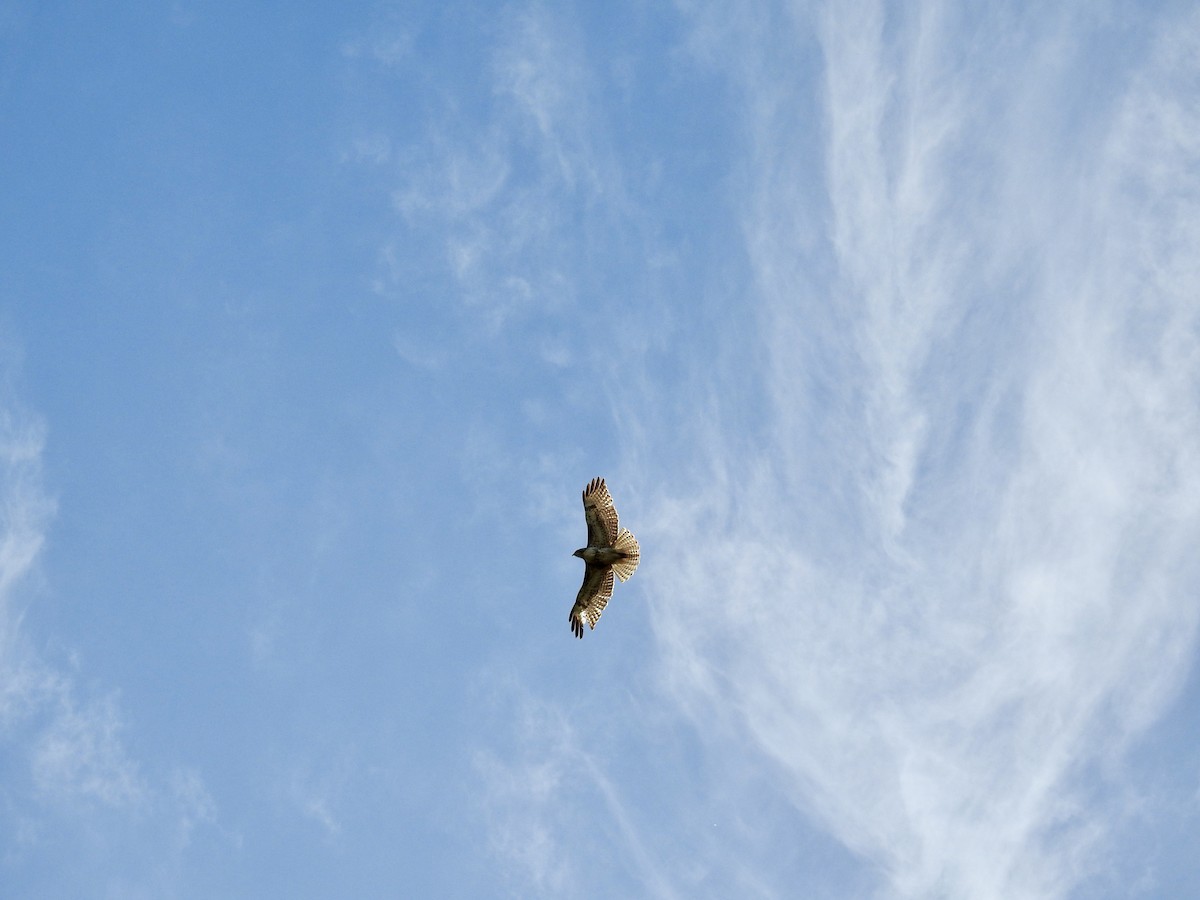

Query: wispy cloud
287 755 352 841
339 23 414 69
475 690 681 900
0 361 219 885
0 368 149 814
474 699 573 897
0 394 52 607
633 2 1200 898
30 689 145 809
168 767 217 852
422 2 1197 896
356 4 630 346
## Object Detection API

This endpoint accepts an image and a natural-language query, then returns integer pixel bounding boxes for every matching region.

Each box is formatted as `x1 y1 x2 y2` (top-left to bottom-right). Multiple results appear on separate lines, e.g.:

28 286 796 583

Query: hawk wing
582 477 619 548
569 565 614 639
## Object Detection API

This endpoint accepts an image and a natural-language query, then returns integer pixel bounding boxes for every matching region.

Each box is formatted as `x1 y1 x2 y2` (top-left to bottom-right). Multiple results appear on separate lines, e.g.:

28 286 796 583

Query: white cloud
633 2 1200 898
169 766 217 851
0 374 150 823
428 2 1199 896
475 691 681 900
357 4 629 339
30 689 145 809
339 133 393 166
288 757 349 841
0 407 51 605
339 20 414 68
0 362 220 885
474 701 572 897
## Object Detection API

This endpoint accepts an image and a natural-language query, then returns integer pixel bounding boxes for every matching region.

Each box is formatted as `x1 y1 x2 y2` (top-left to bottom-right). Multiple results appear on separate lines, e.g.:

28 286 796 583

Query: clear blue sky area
2 2 1199 897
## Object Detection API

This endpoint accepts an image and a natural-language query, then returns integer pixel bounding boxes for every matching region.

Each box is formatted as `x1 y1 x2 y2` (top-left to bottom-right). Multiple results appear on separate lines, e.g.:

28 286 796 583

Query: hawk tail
611 529 640 582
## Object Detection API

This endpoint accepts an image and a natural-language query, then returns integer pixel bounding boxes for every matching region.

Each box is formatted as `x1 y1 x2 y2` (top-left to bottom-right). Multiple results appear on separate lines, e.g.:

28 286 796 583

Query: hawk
570 477 640 638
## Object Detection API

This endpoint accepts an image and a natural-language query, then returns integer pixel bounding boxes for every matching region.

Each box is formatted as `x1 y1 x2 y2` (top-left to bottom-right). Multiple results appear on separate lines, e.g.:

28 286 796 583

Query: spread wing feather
582 476 619 548
569 565 614 639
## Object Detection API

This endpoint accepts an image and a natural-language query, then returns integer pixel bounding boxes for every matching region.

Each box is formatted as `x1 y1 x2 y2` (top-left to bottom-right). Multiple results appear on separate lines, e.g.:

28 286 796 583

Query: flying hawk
570 477 640 638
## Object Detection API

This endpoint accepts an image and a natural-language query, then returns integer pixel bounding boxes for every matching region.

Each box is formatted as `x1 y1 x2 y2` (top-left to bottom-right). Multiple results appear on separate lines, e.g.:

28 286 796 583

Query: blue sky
2 1 1199 897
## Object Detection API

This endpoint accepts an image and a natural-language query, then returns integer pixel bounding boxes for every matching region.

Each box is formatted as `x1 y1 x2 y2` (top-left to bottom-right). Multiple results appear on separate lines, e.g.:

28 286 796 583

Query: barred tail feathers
611 529 640 582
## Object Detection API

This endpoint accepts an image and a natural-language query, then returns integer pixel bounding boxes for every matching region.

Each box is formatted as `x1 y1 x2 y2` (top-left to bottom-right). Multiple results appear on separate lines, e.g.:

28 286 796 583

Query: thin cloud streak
639 3 1200 898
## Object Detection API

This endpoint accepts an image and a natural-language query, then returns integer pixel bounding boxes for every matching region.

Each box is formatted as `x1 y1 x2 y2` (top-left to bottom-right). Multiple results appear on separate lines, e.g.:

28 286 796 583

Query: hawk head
572 548 586 559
